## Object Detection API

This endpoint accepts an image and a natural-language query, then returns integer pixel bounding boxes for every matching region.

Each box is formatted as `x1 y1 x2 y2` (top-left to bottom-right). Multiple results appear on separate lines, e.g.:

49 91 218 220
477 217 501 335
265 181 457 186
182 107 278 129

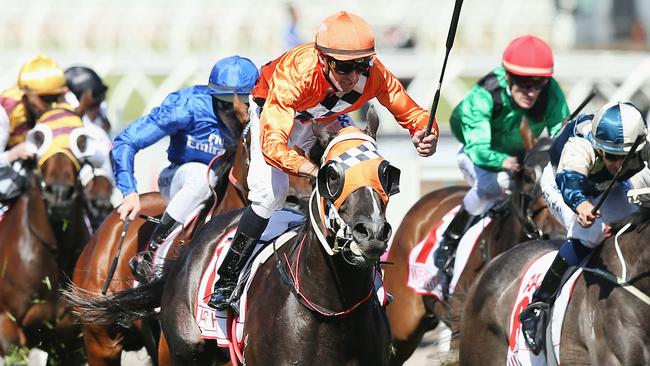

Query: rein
273 232 375 317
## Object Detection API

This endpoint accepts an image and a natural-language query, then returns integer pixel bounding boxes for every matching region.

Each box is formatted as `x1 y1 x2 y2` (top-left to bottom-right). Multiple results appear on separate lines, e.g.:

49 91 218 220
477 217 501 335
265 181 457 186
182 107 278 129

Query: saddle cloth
506 251 583 366
194 210 305 345
407 205 491 300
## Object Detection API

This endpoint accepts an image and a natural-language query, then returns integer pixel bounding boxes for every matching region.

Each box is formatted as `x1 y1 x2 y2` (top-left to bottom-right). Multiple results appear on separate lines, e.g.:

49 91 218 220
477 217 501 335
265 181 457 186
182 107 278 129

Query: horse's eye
327 167 339 181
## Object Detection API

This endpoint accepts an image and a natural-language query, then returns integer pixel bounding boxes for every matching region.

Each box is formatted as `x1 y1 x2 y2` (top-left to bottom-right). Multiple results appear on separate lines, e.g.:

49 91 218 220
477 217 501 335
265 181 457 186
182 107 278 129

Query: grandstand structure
1 0 649 223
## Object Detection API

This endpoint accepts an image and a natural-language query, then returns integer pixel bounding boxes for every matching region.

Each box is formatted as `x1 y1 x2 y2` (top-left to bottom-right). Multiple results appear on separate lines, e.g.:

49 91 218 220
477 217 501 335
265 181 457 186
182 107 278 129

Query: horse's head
311 125 400 265
517 136 565 239
27 117 86 218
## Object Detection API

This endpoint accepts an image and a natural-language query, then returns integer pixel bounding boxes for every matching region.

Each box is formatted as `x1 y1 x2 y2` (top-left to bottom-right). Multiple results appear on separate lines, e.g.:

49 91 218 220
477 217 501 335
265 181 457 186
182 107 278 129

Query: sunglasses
602 151 626 161
326 56 372 75
510 75 549 91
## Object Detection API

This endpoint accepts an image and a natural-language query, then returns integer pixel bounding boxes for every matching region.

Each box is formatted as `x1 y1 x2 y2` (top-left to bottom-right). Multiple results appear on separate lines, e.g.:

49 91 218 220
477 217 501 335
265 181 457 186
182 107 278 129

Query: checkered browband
332 141 382 170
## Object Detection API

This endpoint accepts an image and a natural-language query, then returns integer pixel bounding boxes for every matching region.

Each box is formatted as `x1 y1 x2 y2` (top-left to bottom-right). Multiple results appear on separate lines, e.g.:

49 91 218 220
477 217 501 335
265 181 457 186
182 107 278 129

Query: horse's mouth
348 241 385 265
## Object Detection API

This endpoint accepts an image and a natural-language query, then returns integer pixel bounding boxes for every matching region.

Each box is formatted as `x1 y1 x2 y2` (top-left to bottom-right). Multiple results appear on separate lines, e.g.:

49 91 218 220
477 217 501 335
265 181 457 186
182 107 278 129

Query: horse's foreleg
82 324 123 366
385 261 436 365
0 310 26 356
158 332 171 366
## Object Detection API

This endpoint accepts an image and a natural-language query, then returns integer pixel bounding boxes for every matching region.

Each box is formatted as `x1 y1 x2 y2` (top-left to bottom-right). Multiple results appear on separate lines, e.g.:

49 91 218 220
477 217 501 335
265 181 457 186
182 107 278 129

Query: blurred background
2 0 649 232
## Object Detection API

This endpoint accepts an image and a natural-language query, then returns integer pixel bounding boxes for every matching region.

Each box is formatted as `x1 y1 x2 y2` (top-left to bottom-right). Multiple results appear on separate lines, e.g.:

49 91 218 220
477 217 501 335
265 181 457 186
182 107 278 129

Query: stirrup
208 283 235 310
520 301 549 355
129 251 154 283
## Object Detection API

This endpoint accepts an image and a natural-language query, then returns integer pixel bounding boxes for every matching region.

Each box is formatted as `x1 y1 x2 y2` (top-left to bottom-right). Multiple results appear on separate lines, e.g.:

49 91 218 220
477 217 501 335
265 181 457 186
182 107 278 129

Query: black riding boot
433 206 476 276
129 212 180 283
519 253 571 355
207 231 258 311
208 207 269 311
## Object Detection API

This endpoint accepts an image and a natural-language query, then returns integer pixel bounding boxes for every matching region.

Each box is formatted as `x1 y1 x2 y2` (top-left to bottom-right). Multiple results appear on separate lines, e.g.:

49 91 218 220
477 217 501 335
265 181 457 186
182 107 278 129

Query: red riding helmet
502 35 553 77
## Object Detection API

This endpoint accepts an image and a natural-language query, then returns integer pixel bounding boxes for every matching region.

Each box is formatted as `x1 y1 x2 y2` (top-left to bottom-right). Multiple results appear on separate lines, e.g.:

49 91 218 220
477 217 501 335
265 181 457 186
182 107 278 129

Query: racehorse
82 172 114 231
0 112 91 365
68 95 255 366
383 137 565 365
65 124 395 365
459 208 650 365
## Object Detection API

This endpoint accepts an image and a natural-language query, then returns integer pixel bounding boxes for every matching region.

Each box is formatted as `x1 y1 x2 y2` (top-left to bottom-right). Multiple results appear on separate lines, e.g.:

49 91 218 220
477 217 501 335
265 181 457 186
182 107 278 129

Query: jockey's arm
555 138 594 213
112 92 190 196
0 105 34 167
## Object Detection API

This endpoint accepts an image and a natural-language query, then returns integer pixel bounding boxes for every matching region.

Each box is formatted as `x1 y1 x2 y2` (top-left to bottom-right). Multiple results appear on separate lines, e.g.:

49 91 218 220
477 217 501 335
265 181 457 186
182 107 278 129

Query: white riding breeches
542 163 641 248
158 162 216 223
457 146 513 216
540 163 577 228
246 98 355 218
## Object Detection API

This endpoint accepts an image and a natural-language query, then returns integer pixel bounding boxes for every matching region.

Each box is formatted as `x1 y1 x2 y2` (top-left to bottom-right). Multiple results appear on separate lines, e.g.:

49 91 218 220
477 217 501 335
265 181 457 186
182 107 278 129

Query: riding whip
425 0 464 136
568 90 596 121
591 134 645 215
101 217 130 295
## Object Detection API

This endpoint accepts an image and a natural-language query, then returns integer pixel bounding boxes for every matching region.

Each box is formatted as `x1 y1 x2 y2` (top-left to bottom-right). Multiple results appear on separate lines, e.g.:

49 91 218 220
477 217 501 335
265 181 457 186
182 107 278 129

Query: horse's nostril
379 223 392 242
353 223 370 240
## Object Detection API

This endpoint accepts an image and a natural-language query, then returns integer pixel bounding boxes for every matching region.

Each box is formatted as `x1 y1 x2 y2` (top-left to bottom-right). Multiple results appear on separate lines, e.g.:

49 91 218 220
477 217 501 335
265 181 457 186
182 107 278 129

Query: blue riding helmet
587 101 648 155
208 55 259 103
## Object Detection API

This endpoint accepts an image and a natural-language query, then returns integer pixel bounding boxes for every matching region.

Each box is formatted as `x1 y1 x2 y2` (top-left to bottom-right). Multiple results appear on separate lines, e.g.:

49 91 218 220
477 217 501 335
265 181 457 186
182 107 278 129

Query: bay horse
68 95 254 366
64 125 395 365
0 110 91 365
459 208 650 365
383 137 565 365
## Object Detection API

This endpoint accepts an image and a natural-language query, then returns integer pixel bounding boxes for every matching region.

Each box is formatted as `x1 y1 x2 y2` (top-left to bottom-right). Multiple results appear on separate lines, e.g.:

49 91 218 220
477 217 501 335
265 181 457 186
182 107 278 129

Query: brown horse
69 132 250 366
0 147 90 364
383 138 565 365
82 173 115 231
459 208 650 365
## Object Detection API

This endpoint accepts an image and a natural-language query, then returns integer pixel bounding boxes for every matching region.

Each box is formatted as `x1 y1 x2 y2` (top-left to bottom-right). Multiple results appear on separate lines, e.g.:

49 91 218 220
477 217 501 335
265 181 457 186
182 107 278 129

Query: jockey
0 55 69 170
208 11 438 311
64 66 115 229
519 101 650 354
113 55 259 283
432 35 569 279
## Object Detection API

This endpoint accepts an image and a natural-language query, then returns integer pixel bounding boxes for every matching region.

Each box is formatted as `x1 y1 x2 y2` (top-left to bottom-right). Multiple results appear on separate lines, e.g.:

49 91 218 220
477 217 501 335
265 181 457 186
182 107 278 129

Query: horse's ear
364 104 379 140
520 116 536 152
307 122 334 165
232 93 249 125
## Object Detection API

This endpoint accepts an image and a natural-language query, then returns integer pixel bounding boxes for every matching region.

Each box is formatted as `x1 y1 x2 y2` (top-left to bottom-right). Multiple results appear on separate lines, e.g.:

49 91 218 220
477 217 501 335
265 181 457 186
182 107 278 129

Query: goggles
510 74 549 91
326 56 373 75
600 150 626 162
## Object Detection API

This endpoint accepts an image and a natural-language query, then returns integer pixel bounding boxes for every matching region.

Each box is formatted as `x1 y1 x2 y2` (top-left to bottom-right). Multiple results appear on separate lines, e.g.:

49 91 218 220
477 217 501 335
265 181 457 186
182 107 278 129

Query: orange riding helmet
502 35 554 77
315 11 376 61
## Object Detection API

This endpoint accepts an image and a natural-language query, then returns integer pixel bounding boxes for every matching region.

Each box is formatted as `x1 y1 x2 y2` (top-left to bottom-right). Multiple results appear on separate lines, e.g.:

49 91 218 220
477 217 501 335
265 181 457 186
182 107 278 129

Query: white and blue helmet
588 102 647 155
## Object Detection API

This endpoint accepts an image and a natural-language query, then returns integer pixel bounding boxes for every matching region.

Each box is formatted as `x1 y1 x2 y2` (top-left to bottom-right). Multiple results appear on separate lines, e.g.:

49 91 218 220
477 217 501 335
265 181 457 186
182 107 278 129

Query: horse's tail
61 277 165 326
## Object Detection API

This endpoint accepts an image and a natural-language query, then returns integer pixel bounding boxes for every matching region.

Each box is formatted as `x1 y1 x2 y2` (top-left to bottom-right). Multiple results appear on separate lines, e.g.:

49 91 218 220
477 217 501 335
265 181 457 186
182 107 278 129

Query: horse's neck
486 199 526 257
26 177 57 246
293 228 374 310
